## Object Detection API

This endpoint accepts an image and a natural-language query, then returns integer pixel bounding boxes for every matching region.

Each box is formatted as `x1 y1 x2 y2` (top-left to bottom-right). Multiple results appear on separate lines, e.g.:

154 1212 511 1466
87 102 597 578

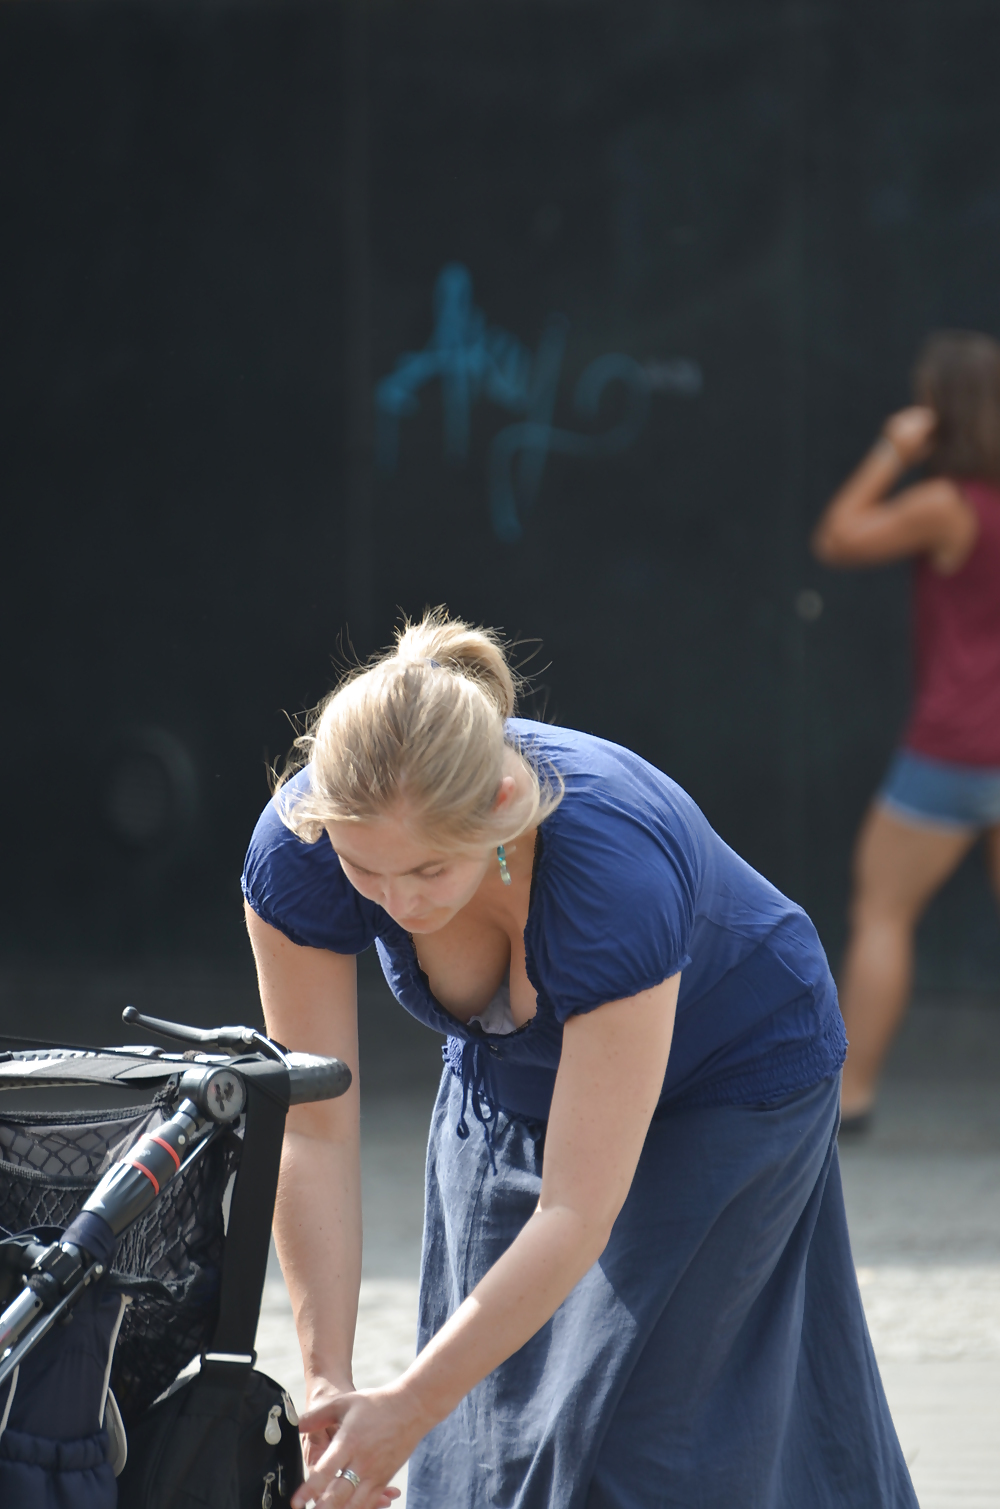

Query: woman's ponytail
275 608 561 847
394 611 517 719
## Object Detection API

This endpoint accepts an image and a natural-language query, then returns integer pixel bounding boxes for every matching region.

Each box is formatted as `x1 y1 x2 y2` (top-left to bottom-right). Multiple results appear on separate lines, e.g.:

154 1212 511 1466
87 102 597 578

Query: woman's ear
493 775 517 814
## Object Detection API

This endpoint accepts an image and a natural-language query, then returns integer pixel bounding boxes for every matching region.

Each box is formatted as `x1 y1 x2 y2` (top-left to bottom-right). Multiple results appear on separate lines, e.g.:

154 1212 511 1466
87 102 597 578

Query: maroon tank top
903 479 1000 766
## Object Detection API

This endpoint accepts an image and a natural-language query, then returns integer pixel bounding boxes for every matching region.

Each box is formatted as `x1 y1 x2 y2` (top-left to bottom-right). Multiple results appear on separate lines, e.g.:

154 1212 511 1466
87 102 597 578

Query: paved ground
837 1008 1000 1509
249 1002 1000 1507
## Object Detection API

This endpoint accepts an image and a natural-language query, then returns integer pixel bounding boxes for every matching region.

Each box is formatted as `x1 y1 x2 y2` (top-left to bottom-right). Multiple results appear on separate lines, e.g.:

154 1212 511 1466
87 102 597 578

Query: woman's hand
292 1383 429 1508
300 1377 355 1482
881 405 937 466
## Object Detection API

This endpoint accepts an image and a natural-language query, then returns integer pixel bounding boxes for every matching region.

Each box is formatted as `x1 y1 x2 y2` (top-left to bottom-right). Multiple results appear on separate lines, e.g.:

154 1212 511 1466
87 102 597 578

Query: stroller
0 1005 351 1508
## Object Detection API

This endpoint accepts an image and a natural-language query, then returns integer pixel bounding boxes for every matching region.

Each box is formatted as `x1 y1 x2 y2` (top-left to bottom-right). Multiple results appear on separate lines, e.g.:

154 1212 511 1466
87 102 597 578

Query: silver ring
336 1467 362 1490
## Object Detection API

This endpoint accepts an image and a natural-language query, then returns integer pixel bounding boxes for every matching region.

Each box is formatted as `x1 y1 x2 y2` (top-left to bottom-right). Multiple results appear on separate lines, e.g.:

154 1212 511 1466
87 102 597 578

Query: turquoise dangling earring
496 844 512 886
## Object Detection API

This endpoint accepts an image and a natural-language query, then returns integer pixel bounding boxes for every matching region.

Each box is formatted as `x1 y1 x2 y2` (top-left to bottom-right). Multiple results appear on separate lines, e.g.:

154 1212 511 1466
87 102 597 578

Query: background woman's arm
244 906 363 1403
811 405 976 570
293 972 680 1508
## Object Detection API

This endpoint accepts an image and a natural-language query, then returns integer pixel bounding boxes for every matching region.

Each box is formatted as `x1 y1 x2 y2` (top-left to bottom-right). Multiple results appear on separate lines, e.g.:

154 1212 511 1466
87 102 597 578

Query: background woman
813 330 1000 1131
242 610 915 1508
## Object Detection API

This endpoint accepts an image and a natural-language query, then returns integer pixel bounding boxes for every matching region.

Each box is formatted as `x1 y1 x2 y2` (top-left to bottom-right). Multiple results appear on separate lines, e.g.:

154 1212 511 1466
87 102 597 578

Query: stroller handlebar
284 1052 353 1105
0 1030 352 1389
118 1009 353 1105
73 1050 351 1253
122 1006 281 1060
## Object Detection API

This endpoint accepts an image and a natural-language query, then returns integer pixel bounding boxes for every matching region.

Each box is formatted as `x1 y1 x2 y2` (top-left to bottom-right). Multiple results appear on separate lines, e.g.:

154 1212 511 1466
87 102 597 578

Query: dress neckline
395 825 547 1038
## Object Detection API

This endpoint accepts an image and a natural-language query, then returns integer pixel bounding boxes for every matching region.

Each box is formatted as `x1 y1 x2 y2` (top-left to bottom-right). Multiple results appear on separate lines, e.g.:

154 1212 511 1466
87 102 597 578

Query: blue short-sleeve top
242 720 845 1119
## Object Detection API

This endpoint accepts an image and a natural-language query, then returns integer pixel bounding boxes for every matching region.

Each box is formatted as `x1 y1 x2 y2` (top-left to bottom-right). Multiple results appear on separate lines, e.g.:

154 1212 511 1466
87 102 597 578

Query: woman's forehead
325 815 455 874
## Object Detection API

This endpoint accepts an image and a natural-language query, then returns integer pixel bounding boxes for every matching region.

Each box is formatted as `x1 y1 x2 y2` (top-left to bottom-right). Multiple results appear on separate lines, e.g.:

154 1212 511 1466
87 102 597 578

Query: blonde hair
276 609 563 848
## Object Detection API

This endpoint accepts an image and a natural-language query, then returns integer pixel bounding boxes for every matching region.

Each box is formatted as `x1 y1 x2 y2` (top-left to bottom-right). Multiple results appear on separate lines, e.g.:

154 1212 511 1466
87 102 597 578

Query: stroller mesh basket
0 1095 239 1424
0 1029 349 1509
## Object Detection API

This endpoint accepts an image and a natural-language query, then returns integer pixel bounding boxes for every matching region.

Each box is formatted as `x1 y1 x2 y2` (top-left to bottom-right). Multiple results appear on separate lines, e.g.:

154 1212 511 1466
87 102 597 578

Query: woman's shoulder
954 475 1000 501
509 716 677 787
515 723 710 1017
953 476 1000 527
241 767 382 954
510 719 707 867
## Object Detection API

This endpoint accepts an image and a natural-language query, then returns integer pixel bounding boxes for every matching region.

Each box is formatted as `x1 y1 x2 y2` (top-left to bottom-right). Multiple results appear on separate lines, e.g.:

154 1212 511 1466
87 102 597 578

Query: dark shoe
838 1109 873 1137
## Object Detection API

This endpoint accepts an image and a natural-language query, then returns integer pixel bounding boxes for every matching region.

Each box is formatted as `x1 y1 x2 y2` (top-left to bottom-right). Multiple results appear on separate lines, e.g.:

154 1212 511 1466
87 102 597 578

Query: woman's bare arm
244 905 362 1400
811 405 977 571
292 972 680 1509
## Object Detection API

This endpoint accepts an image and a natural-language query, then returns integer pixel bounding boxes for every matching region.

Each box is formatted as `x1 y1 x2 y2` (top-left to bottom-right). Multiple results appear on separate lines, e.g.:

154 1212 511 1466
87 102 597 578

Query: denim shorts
879 748 1000 829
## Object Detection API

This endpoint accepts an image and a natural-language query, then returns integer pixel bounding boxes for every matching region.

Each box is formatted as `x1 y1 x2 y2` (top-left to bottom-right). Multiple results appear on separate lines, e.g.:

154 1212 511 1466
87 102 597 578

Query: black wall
3 0 1000 990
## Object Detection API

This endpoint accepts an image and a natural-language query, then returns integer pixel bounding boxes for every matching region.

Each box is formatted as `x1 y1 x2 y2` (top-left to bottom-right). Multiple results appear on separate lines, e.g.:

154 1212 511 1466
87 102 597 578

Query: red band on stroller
150 1136 181 1170
130 1160 160 1195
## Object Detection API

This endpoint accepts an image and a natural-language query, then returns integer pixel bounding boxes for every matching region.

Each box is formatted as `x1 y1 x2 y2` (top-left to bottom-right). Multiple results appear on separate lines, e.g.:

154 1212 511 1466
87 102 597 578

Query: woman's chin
396 911 449 933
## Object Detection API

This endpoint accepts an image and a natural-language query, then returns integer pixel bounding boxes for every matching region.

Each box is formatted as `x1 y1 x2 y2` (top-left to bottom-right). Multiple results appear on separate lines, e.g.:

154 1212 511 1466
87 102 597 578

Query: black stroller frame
0 1006 351 1507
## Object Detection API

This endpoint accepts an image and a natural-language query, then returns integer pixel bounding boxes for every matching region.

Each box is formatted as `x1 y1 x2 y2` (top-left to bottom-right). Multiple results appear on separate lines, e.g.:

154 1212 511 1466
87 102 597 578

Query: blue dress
243 721 917 1508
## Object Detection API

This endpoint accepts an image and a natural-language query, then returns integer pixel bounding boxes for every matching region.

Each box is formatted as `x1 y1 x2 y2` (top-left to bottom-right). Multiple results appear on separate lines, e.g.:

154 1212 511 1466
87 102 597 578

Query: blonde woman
814 330 1000 1128
242 611 915 1509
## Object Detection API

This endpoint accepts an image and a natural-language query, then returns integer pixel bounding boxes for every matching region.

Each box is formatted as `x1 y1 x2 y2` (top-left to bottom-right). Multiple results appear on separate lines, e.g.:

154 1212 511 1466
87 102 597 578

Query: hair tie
425 658 442 669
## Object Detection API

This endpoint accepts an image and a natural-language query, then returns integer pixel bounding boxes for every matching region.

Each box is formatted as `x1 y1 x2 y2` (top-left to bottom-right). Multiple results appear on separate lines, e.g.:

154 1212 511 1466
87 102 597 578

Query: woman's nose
381 880 419 918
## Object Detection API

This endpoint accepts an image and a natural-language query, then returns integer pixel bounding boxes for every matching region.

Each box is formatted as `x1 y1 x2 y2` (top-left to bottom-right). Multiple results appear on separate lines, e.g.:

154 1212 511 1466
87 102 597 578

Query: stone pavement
255 1003 1000 1507
838 1008 1000 1509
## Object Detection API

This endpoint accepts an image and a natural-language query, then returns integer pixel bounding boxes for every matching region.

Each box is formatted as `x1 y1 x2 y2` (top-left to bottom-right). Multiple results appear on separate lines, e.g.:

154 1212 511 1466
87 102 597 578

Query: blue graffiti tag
376 263 698 543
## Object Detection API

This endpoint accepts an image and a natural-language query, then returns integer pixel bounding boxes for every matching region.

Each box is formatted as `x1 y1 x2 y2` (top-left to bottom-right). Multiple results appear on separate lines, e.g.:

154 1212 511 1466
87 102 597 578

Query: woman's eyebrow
337 853 444 877
337 856 375 875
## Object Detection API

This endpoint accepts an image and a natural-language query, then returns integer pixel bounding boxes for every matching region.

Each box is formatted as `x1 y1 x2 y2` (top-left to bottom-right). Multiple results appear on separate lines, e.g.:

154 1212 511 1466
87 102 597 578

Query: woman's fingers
883 405 937 462
292 1440 354 1508
295 1445 397 1509
292 1386 417 1509
301 1437 331 1476
315 1471 360 1507
301 1423 338 1480
294 1395 355 1503
299 1400 348 1433
310 1465 396 1509
327 1477 400 1509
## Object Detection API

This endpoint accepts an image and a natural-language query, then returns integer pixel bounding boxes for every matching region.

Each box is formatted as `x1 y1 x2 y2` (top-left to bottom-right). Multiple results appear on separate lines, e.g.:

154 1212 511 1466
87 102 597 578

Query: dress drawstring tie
445 1030 500 1173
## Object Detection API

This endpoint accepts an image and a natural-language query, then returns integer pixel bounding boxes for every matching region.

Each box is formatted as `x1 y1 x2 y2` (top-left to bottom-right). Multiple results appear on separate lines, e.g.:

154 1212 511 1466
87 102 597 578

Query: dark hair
914 330 1000 483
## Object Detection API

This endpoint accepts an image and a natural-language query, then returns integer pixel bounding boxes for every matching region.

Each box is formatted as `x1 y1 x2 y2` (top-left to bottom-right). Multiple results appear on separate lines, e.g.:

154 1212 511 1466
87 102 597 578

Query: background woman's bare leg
983 826 1000 909
838 805 976 1118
